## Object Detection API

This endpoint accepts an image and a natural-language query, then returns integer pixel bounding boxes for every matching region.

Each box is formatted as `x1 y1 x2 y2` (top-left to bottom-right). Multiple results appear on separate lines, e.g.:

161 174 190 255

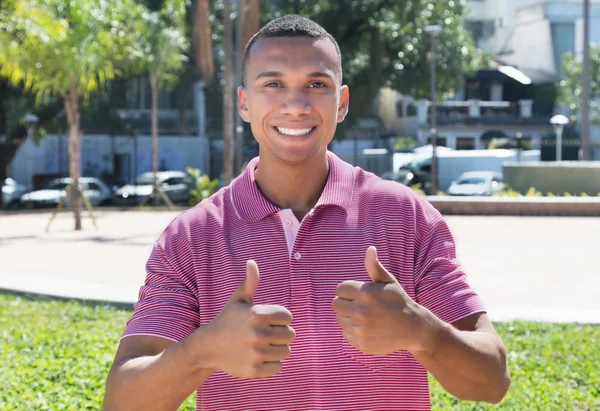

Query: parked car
447 171 504 197
381 163 432 194
20 177 113 208
113 171 195 205
2 178 27 209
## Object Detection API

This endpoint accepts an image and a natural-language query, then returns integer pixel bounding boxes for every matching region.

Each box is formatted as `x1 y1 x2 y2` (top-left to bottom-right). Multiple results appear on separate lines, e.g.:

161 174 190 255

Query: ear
238 86 250 123
337 85 349 123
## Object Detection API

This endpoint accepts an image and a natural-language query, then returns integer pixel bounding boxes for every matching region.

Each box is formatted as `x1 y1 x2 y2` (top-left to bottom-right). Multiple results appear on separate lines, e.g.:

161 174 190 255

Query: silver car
2 178 27 209
447 171 505 196
20 177 113 207
113 171 195 205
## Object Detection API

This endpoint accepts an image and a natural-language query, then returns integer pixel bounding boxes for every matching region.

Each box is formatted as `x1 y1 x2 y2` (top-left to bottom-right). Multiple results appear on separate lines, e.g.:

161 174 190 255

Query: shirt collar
230 151 355 222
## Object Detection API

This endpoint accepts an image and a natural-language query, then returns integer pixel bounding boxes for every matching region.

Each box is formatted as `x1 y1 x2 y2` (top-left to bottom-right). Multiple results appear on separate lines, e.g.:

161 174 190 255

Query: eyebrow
254 71 336 81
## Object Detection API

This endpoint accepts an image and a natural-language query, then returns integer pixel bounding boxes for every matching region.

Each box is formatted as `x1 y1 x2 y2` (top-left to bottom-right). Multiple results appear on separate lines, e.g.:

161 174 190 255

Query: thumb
230 260 260 303
365 246 397 283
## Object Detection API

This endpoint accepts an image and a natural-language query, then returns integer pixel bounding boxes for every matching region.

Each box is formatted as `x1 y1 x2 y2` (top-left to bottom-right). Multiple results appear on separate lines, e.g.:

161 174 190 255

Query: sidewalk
1 210 599 323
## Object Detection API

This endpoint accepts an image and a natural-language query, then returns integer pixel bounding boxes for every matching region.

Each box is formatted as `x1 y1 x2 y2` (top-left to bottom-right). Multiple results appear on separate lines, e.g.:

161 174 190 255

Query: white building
468 0 600 80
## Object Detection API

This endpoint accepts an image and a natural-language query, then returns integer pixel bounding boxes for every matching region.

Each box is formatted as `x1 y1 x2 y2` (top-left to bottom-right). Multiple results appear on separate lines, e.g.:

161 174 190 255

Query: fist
204 260 296 378
333 246 434 355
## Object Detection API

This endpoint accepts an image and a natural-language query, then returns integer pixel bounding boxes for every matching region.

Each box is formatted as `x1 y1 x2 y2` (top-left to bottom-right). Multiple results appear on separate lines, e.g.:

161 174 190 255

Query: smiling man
104 15 510 411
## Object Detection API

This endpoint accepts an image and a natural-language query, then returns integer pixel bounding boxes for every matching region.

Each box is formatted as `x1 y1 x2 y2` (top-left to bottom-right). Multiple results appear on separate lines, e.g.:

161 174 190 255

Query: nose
279 88 312 117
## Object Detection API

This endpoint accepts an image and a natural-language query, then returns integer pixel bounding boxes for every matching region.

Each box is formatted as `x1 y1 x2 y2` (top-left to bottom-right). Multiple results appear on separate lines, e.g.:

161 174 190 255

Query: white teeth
276 127 313 136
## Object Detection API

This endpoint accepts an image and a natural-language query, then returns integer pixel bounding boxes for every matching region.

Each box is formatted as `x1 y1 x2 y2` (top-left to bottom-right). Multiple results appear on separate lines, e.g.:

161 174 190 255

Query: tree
137 0 189 202
0 0 143 229
559 44 600 124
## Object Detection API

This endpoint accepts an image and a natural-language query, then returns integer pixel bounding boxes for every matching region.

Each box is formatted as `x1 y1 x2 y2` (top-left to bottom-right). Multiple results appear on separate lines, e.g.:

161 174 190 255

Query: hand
203 260 295 378
332 246 439 356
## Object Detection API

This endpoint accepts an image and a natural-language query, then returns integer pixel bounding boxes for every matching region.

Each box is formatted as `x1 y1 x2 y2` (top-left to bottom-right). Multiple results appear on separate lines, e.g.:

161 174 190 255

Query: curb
0 272 137 310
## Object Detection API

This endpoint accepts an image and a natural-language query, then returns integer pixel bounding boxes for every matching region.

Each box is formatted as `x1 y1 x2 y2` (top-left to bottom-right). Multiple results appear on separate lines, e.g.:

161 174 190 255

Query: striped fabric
122 151 485 411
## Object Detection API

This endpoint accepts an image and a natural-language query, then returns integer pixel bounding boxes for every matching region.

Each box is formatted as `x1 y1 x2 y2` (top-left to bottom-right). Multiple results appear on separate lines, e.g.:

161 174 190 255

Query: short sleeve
121 244 200 343
413 203 485 324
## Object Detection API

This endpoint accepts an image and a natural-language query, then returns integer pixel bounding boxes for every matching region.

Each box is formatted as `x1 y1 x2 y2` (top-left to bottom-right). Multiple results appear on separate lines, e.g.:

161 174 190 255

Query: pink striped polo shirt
122 151 485 411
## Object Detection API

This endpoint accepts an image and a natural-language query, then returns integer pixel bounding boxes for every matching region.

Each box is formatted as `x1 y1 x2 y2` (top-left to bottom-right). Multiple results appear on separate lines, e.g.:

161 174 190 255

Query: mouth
273 126 316 137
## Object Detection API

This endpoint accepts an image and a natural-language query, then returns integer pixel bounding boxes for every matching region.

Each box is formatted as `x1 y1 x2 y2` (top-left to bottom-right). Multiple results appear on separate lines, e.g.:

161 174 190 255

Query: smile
275 126 315 136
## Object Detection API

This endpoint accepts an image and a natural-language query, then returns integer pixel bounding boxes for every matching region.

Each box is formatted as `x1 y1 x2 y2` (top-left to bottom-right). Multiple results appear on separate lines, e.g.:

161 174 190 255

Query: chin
268 146 323 164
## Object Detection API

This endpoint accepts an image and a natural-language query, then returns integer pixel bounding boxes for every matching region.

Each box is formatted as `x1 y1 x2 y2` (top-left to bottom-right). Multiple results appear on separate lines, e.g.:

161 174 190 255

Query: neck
254 150 329 220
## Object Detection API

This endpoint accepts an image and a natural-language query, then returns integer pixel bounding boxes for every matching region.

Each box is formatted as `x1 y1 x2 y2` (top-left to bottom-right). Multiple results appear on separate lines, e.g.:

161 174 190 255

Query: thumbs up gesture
333 247 436 356
204 260 295 378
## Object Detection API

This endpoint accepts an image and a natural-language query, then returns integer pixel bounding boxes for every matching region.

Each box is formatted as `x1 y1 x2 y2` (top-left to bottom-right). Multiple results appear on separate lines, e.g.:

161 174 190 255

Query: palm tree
0 0 144 229
138 0 189 203
193 0 260 184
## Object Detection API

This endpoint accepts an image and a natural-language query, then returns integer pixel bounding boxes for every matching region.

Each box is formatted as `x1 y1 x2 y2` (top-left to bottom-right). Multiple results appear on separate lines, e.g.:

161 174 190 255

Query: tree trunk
222 0 234 184
150 72 159 204
64 87 82 230
234 0 245 174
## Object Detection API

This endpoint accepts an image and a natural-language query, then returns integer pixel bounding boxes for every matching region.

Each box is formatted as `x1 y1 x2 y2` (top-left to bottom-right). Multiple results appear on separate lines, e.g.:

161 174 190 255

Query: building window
457 137 475 150
428 136 447 147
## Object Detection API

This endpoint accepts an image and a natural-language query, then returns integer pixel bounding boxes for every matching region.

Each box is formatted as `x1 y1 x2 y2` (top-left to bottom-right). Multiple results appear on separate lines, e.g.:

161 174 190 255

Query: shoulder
154 186 231 254
353 168 435 214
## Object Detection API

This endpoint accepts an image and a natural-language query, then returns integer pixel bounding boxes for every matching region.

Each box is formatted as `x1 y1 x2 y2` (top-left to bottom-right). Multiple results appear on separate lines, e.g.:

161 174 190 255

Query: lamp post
425 25 442 195
550 114 569 162
23 113 39 190
581 0 591 160
23 113 39 140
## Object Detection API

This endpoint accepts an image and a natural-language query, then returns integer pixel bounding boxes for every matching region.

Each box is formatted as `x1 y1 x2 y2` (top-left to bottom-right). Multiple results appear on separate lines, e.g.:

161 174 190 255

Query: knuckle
249 327 268 345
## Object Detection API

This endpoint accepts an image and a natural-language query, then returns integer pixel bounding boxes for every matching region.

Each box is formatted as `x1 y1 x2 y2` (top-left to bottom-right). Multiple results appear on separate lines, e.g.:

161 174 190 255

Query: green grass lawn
1 293 598 410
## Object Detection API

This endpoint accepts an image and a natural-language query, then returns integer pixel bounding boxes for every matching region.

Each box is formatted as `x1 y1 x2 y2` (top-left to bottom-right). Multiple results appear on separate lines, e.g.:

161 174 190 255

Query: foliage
558 43 600 123
493 186 600 197
431 321 600 409
135 0 189 90
186 167 220 205
1 293 598 410
0 0 144 102
394 136 418 151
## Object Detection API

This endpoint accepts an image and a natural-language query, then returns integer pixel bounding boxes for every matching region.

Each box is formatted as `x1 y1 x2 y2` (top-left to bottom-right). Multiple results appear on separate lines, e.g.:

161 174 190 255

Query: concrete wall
503 162 600 195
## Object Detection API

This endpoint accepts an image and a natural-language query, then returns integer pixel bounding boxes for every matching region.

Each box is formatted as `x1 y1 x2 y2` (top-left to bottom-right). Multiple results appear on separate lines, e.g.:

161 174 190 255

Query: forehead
247 36 340 79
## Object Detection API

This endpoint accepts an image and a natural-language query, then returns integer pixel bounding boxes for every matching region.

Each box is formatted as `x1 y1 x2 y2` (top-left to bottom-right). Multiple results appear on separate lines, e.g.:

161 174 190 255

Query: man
104 15 510 411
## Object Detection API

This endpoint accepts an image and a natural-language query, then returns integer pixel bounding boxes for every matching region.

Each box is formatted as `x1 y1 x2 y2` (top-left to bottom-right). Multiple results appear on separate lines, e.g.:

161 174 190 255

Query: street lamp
425 24 442 195
23 113 39 140
550 114 569 162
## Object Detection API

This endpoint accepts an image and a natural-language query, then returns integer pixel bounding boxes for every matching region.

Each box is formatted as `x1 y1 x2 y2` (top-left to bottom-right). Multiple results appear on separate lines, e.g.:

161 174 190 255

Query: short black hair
242 15 342 86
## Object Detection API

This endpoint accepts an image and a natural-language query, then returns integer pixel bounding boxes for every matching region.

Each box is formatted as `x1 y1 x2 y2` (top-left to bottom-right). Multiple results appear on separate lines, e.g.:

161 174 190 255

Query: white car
447 171 505 197
20 177 113 207
2 178 27 209
113 171 195 205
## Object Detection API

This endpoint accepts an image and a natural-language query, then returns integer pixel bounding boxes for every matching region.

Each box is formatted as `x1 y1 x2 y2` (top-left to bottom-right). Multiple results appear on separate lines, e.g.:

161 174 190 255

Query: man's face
238 36 349 164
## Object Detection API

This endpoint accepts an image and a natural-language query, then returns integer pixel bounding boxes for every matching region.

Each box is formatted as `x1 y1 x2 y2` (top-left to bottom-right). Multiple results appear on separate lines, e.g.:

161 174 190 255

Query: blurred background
1 1 599 410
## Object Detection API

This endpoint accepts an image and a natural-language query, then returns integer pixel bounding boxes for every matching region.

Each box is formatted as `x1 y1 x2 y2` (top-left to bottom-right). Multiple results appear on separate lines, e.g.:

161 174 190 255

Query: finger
365 246 397 284
251 305 293 326
230 260 260 303
266 325 296 345
259 344 292 362
332 296 354 317
336 280 363 300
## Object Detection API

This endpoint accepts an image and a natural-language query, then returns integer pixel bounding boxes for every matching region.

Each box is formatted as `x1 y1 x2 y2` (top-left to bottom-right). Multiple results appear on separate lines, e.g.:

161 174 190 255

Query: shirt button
294 252 301 260
285 220 292 227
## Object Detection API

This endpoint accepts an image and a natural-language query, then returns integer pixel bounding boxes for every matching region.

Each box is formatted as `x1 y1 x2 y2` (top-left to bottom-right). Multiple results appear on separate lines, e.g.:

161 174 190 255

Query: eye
308 82 327 88
265 82 281 87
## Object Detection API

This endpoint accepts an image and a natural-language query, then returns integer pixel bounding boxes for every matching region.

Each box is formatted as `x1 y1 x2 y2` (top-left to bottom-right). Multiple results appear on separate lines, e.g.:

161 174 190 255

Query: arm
104 260 295 411
103 329 216 411
412 312 510 404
